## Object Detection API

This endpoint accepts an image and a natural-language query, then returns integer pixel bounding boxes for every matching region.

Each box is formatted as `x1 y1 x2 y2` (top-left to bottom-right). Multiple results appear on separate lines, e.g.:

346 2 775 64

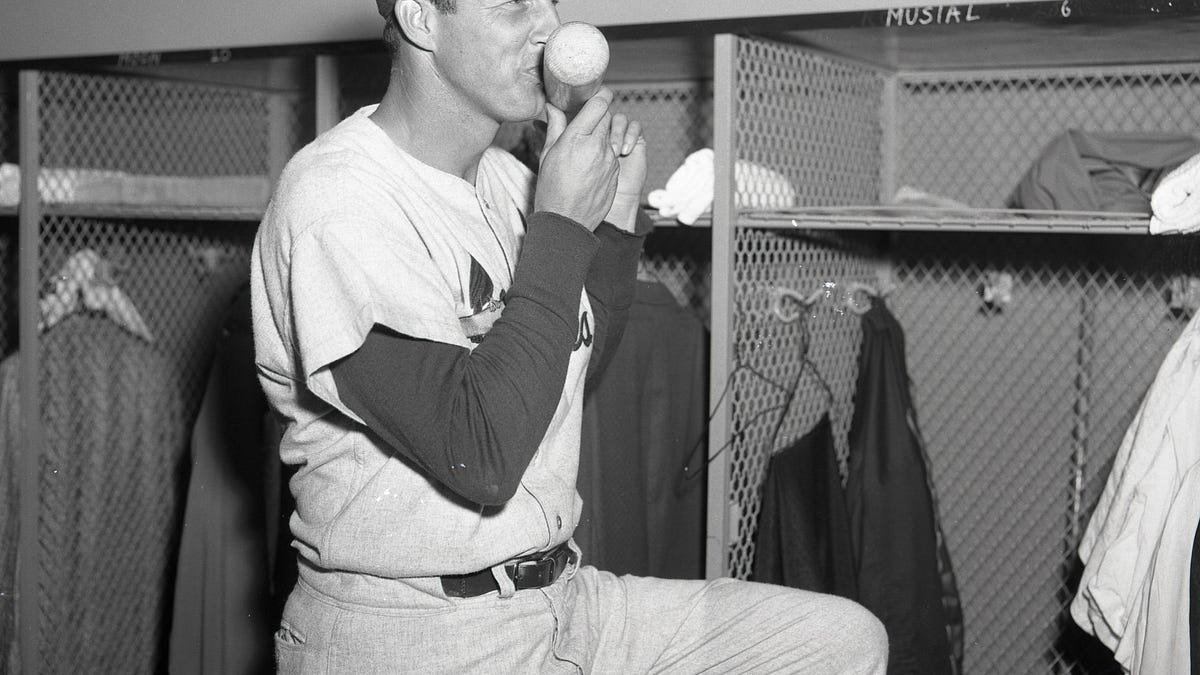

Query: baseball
542 22 610 114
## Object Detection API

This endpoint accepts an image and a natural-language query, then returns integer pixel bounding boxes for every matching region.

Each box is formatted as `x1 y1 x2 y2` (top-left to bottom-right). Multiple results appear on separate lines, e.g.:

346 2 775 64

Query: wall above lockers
0 0 1052 64
778 6 1200 70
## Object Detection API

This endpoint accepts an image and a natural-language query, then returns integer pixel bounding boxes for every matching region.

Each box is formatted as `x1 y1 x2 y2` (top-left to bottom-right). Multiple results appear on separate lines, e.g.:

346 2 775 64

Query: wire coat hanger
767 284 838 452
39 248 155 342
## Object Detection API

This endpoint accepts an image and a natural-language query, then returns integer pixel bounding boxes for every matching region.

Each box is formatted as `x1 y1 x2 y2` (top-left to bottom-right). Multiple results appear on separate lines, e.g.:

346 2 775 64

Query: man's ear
394 0 437 52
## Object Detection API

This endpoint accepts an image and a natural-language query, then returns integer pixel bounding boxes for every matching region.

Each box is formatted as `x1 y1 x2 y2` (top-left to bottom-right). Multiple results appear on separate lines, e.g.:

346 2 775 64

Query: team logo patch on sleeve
573 310 592 351
461 256 505 343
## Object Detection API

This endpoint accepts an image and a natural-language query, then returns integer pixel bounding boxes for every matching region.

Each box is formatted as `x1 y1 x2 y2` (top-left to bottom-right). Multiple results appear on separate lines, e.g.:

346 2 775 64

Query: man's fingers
621 120 643 156
609 113 629 155
568 87 614 135
541 105 567 160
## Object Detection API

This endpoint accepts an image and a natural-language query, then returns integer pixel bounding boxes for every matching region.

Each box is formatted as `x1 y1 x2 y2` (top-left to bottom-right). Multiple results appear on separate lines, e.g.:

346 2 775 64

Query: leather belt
441 542 576 598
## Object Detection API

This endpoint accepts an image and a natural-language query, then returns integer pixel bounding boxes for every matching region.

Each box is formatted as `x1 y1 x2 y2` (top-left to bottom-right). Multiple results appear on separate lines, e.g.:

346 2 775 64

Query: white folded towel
1150 151 1200 234
647 148 795 225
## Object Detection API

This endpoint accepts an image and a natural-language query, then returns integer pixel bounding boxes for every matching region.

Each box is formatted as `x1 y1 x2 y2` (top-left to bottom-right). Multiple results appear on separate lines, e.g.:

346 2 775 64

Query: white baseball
542 22 610 113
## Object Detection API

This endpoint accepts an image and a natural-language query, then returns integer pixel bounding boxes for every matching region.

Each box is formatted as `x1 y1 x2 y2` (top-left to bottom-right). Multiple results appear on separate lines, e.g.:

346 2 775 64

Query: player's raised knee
831 596 888 674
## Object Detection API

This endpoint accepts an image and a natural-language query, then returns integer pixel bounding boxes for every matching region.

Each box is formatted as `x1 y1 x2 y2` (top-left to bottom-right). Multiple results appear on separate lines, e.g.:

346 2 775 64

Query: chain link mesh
722 37 1200 675
897 65 1200 208
31 215 254 672
611 81 713 202
20 69 274 672
29 70 302 220
39 71 274 175
891 232 1198 675
639 226 712 324
725 228 880 578
735 38 884 207
724 226 1195 675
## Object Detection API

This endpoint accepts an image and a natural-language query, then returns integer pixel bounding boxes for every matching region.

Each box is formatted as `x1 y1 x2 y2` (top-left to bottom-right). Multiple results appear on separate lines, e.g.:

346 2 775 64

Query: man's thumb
542 105 567 159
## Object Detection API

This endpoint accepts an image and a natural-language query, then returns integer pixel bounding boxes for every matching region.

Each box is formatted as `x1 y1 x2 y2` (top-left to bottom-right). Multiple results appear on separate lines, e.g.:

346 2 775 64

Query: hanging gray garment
1008 130 1200 213
8 314 187 673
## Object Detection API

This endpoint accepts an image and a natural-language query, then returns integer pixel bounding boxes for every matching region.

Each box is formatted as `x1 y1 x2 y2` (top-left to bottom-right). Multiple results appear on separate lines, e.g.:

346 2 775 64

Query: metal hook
770 285 827 323
843 281 879 315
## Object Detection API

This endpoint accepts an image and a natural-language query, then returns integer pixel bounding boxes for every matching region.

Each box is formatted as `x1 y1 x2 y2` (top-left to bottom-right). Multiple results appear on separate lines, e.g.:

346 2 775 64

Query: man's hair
382 0 457 58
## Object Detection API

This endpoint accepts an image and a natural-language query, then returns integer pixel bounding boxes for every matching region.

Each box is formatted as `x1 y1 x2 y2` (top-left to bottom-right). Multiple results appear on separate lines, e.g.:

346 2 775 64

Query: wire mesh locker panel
715 37 893 579
885 232 1199 675
721 228 881 579
37 216 255 415
610 81 713 204
716 33 1200 675
895 64 1200 208
639 226 713 325
722 226 1196 675
31 70 302 219
28 216 254 673
39 72 279 175
16 68 279 673
734 37 885 208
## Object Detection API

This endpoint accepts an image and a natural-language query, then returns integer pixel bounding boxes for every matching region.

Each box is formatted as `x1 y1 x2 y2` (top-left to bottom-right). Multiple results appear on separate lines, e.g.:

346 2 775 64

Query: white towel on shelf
647 148 795 225
1149 151 1200 234
647 149 716 225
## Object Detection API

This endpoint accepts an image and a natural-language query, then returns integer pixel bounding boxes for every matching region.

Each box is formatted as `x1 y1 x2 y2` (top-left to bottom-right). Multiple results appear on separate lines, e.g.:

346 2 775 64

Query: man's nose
530 0 561 45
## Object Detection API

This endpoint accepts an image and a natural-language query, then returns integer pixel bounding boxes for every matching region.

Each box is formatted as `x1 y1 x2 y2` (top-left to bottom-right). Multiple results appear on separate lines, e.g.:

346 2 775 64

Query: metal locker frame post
315 54 341 136
878 74 899 205
705 33 737 580
16 68 42 675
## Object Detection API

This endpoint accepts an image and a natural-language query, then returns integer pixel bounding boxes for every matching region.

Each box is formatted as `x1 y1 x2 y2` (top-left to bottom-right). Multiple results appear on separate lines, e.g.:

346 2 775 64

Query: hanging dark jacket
752 413 858 599
845 300 964 675
576 280 708 579
169 285 290 675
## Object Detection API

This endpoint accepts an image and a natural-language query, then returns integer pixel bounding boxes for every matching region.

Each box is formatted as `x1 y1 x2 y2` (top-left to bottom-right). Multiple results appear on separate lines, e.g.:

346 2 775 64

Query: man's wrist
605 194 641 233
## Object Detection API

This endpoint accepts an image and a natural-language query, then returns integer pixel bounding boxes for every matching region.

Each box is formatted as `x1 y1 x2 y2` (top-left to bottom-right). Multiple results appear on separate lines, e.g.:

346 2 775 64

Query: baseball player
250 0 889 671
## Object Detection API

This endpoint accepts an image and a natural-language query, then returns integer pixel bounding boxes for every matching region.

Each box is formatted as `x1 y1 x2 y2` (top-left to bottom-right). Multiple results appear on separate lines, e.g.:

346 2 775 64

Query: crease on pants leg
542 578 585 674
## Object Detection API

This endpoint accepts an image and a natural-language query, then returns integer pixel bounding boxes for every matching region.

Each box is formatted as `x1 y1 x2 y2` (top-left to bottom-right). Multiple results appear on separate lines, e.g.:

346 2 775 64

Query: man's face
431 0 561 123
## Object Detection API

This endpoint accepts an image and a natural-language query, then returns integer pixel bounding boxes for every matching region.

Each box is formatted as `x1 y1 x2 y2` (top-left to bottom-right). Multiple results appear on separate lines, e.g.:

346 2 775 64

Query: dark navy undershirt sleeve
331 211 598 506
586 209 654 384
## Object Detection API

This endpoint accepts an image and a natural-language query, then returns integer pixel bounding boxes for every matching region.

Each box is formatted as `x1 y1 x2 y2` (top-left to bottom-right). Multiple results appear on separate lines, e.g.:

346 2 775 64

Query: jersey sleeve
288 214 472 420
323 211 601 505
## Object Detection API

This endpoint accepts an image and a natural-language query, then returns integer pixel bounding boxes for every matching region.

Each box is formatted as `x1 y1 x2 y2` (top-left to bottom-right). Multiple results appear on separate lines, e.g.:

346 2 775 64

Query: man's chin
508 97 548 124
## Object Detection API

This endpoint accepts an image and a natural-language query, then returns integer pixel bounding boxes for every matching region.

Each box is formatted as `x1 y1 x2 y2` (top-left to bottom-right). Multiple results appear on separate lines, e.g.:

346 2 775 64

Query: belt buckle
509 544 572 590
